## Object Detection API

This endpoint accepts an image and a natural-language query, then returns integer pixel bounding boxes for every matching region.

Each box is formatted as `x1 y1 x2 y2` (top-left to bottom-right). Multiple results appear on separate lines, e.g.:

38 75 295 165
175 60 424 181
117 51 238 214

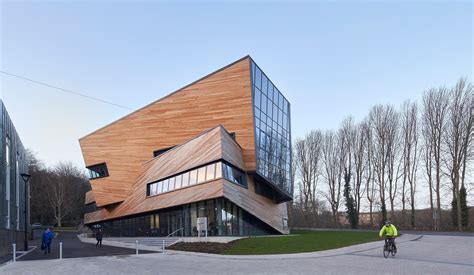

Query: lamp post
20 173 31 251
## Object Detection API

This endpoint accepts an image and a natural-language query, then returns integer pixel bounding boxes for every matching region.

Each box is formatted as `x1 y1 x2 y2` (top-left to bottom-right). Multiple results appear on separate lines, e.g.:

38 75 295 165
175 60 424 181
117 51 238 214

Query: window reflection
157 181 163 193
175 174 182 189
189 170 197 185
146 161 247 197
197 167 206 183
206 163 215 181
182 172 190 187
169 177 175 191
162 179 169 192
215 162 222 178
250 60 292 196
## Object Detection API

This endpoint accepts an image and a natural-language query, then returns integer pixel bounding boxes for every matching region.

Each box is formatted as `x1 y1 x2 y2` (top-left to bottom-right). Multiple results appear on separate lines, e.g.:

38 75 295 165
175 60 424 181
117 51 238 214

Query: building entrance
167 214 183 236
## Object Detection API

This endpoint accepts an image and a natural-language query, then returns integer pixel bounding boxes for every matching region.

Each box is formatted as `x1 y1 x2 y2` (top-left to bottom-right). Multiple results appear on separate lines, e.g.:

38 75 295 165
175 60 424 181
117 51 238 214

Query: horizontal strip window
147 161 247 197
87 163 109 180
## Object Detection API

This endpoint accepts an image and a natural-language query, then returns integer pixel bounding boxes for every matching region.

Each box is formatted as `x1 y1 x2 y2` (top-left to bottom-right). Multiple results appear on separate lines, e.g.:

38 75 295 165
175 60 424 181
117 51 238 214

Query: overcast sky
1 1 472 208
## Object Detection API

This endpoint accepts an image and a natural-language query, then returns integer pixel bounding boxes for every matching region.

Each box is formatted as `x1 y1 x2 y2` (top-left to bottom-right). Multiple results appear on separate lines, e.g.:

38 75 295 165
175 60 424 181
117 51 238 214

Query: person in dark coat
96 229 103 248
42 228 53 254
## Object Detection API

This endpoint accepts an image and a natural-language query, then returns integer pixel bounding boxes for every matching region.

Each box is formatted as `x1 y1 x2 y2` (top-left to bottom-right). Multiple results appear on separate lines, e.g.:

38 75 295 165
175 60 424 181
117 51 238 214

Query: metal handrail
166 228 184 237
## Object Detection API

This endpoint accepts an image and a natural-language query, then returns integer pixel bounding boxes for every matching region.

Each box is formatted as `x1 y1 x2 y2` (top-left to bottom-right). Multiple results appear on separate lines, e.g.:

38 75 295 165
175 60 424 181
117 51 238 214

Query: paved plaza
1 234 473 274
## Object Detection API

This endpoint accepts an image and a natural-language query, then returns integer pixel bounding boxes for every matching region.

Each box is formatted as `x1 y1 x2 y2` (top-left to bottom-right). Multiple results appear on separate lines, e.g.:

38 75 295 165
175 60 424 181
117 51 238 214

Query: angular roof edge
80 55 251 141
141 123 242 167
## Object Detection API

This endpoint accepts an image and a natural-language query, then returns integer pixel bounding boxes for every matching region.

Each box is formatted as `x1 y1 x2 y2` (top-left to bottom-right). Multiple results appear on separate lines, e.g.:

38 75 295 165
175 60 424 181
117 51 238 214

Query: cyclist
379 220 398 253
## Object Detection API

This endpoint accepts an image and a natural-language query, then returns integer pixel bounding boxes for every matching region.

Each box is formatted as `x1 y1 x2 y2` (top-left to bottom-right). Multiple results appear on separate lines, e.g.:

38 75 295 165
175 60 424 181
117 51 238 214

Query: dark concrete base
0 229 26 258
19 231 154 261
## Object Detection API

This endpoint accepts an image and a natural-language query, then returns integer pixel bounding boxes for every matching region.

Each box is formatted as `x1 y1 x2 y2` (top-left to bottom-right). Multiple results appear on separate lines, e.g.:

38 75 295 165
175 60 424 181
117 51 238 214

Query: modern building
81 56 293 237
0 100 28 257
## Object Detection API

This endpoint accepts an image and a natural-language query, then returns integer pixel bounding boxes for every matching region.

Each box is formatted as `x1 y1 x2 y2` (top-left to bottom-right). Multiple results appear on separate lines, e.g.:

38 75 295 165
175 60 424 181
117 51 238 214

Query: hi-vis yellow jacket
379 224 398 237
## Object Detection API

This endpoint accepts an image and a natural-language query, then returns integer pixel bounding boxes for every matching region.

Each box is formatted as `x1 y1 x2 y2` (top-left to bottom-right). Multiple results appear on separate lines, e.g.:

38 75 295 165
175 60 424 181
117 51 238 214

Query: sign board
197 217 208 238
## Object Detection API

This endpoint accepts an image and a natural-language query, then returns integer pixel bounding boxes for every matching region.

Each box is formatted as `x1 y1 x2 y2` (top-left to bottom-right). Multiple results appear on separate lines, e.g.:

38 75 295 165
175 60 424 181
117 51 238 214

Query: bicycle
383 237 397 258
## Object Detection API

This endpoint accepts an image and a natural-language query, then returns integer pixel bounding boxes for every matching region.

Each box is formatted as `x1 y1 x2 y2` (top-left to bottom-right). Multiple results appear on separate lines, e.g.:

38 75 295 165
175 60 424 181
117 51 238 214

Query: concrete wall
0 100 28 259
0 228 26 258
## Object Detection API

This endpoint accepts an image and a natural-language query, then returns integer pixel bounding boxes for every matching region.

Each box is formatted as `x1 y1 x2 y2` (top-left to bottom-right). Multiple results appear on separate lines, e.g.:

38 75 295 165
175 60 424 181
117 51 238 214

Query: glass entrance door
168 213 183 236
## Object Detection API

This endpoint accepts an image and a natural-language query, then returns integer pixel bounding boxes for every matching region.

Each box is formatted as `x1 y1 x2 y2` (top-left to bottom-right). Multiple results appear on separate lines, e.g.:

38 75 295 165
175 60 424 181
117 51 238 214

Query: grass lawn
223 230 378 255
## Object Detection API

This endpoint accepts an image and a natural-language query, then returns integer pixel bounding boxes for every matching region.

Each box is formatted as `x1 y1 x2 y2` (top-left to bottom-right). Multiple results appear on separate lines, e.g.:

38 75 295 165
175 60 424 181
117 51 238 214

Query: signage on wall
197 217 208 238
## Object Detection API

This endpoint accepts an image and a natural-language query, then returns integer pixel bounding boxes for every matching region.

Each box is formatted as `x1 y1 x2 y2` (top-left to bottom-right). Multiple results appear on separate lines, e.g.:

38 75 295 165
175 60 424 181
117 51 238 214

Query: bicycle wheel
383 245 389 258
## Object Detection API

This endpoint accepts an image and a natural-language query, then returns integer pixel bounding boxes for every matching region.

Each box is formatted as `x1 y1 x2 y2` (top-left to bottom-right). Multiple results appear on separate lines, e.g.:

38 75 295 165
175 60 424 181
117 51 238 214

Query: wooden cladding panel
220 127 246 170
84 125 246 224
84 190 95 205
84 209 103 224
223 177 289 234
136 126 223 187
83 123 289 234
84 179 225 224
80 57 254 207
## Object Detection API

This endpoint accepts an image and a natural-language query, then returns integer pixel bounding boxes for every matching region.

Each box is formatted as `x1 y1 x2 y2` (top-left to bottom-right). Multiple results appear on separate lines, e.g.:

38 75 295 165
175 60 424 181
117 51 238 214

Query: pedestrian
42 227 53 254
96 229 103 248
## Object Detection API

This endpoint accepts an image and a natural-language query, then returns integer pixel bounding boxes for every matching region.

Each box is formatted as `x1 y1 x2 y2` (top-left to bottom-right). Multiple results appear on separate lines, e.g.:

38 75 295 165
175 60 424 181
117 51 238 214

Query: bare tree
400 101 419 227
351 122 368 223
444 78 473 230
385 107 401 219
294 130 323 226
421 113 435 228
322 130 343 227
46 162 89 228
369 105 395 223
340 117 359 228
363 119 377 227
422 88 449 230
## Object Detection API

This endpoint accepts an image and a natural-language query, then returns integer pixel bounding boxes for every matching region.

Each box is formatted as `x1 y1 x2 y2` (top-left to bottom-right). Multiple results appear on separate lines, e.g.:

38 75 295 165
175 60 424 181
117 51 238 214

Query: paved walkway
18 231 154 261
1 234 473 274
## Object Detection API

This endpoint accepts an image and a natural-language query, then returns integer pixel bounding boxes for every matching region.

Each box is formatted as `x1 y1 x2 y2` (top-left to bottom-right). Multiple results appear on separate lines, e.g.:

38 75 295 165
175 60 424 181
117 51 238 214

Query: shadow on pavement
19 231 155 261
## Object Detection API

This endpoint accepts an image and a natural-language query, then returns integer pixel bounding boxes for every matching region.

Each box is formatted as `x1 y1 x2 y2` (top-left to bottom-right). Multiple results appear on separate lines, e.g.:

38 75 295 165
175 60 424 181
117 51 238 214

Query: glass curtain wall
92 198 276 237
250 59 293 197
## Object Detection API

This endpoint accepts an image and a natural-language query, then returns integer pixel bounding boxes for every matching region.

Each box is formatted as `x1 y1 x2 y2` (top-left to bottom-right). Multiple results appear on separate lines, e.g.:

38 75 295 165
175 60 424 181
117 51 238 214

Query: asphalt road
18 231 154 261
2 233 473 274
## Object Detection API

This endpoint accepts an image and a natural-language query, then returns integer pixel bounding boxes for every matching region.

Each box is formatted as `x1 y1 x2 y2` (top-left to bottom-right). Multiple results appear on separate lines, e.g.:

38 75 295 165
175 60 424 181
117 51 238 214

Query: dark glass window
87 163 109 180
222 162 247 187
153 146 175 158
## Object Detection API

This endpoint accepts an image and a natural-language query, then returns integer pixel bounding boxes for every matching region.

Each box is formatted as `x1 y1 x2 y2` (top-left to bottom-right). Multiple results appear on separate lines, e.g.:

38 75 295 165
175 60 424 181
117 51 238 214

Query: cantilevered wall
80 57 255 207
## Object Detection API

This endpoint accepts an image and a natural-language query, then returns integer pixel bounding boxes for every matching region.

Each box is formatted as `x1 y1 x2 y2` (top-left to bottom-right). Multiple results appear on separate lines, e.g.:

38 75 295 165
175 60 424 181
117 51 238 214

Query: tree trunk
435 165 441 231
369 202 373 228
455 171 462 231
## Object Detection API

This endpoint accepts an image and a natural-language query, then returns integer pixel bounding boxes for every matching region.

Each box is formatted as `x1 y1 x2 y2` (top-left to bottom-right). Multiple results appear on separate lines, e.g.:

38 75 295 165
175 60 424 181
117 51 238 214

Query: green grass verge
223 230 379 255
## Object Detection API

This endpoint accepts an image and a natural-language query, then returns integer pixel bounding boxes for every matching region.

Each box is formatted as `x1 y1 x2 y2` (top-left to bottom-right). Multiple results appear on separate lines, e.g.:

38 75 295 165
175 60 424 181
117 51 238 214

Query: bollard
136 240 139 255
12 243 16 263
162 240 165 254
59 242 63 259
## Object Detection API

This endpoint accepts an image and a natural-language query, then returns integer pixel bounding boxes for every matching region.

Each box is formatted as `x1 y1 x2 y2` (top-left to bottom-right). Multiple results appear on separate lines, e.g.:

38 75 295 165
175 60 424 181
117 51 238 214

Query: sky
0 1 472 208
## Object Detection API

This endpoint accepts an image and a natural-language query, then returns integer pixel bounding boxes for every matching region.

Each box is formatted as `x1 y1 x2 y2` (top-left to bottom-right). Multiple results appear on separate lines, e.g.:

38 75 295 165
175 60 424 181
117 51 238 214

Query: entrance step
104 237 181 248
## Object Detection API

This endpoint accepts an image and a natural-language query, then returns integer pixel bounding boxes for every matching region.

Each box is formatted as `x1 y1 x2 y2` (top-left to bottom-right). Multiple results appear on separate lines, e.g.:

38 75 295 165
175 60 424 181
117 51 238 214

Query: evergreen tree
451 185 469 228
344 169 358 228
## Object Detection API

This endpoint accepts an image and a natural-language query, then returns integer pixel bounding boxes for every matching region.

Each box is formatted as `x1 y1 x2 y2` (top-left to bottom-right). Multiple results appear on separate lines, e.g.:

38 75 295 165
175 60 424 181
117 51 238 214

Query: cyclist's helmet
385 220 391 226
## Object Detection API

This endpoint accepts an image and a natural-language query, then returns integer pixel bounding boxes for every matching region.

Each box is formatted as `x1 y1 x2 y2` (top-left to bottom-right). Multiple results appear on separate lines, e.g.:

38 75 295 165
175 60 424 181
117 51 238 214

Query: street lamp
20 173 31 251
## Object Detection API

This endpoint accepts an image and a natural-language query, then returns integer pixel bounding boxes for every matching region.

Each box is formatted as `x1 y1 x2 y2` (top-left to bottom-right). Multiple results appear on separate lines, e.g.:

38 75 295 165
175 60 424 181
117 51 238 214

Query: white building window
16 157 20 230
5 137 10 229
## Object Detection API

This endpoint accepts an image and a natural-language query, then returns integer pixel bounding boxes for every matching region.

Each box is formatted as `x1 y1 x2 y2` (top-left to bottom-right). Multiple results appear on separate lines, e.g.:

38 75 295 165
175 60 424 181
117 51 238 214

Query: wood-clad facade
80 56 292 236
